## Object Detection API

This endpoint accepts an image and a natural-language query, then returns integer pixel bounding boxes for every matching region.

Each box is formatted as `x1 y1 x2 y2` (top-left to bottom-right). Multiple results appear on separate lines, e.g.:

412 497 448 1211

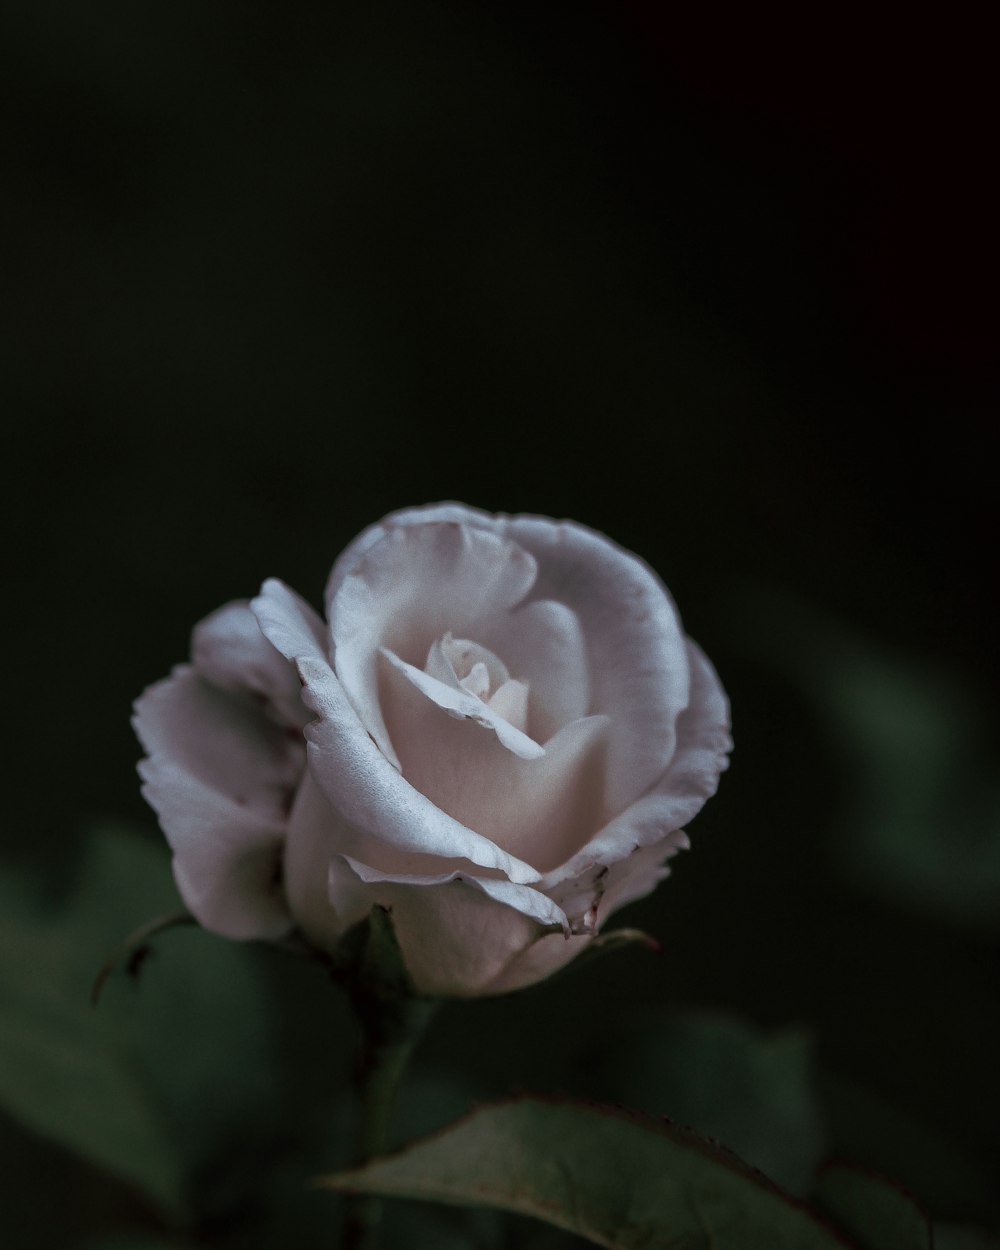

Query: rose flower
134 504 731 996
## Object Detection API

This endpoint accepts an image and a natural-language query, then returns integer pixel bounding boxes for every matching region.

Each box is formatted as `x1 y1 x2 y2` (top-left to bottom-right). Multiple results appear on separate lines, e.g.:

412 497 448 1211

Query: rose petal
133 666 300 939
343 858 569 930
323 502 495 616
250 578 543 884
280 770 371 952
380 646 544 761
500 514 692 811
542 639 730 886
597 833 689 920
380 643 611 872
545 830 690 931
335 857 569 996
192 600 312 730
487 678 529 731
475 598 590 742
480 931 593 996
328 521 538 768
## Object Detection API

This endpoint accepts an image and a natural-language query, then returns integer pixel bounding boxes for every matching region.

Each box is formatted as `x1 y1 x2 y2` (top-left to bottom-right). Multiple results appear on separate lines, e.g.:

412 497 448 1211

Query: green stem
342 993 437 1250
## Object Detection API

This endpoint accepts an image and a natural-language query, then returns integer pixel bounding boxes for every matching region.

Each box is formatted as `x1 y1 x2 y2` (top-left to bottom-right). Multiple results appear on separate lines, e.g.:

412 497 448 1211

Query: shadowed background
1 3 996 1247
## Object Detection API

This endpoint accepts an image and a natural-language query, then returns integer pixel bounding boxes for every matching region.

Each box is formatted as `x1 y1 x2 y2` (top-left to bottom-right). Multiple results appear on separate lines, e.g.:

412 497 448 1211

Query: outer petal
542 639 731 888
479 833 681 988
280 770 371 952
329 522 537 767
192 600 312 730
499 513 692 811
323 502 495 617
343 860 568 930
133 665 301 939
334 857 568 997
250 578 543 884
480 931 593 996
545 830 690 932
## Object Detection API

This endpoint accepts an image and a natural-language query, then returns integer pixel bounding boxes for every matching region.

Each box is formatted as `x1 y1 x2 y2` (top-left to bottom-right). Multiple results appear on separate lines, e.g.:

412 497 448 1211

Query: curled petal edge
339 857 570 933
541 638 730 889
250 578 543 886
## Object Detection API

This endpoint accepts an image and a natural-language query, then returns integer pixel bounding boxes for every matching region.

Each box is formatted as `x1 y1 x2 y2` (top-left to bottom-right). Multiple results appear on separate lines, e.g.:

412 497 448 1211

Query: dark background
1 2 997 1246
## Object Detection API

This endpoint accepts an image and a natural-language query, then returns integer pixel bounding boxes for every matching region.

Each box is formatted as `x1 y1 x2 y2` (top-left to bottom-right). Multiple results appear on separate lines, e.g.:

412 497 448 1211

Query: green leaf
815 1163 931 1250
0 826 189 1216
600 1009 826 1195
0 823 357 1224
321 1096 855 1249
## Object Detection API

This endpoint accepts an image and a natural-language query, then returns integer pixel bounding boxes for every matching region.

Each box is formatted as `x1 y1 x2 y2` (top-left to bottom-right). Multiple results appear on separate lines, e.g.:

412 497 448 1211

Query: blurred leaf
322 1096 854 1249
736 587 1000 929
599 1008 826 1194
0 826 188 1216
815 1163 931 1250
0 823 356 1227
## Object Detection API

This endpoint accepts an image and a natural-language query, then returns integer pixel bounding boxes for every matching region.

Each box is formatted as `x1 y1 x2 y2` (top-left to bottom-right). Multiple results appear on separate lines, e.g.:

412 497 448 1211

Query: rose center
424 632 530 733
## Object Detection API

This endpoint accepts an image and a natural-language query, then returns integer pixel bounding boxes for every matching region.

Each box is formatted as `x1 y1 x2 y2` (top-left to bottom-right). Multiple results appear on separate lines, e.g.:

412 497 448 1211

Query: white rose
134 504 731 996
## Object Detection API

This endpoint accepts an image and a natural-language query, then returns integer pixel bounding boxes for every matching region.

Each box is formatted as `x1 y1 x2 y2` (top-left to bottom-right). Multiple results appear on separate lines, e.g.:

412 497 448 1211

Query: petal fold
380 646 544 760
381 639 611 872
250 578 543 884
191 600 311 729
335 856 569 996
542 638 731 886
328 521 538 767
133 666 300 939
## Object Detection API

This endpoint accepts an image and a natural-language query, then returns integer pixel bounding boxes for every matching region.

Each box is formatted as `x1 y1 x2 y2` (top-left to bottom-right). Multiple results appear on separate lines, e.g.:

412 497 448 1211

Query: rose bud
134 504 731 997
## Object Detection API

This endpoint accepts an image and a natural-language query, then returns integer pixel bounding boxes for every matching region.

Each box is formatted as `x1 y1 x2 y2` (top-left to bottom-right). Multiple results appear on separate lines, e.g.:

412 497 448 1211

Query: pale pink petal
380 644 611 872
542 640 730 887
475 599 589 742
280 770 371 952
322 502 495 616
480 931 593 996
282 768 522 950
133 666 301 939
379 646 544 760
343 859 568 930
250 578 542 884
192 600 311 729
486 678 529 730
544 831 690 932
334 857 567 997
328 522 538 767
499 514 691 811
597 833 689 920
